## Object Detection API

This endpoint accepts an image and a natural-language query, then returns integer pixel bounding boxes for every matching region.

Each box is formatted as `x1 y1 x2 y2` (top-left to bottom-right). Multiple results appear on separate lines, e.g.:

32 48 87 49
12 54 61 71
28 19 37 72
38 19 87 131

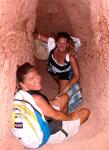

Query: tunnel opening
0 0 109 150
35 0 94 102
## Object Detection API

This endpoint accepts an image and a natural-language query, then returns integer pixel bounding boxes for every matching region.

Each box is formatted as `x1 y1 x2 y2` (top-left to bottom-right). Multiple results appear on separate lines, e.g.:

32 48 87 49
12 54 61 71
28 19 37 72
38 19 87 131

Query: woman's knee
78 108 90 125
58 93 69 100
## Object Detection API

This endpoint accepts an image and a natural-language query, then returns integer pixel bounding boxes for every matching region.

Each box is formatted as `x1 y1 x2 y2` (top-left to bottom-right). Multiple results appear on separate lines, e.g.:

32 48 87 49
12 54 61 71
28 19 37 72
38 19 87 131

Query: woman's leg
59 80 70 93
51 74 59 84
70 108 90 125
50 93 69 113
50 76 71 113
56 93 69 113
50 74 70 94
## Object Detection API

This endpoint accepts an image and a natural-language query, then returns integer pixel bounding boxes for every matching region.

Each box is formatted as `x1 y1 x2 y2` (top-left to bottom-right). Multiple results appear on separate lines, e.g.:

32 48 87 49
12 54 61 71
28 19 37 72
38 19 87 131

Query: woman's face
20 69 42 91
57 38 69 53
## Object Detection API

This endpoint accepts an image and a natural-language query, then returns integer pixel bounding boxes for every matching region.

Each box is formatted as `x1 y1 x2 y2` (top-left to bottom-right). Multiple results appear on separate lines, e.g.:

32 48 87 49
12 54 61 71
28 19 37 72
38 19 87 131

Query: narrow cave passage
0 0 109 150
35 0 94 100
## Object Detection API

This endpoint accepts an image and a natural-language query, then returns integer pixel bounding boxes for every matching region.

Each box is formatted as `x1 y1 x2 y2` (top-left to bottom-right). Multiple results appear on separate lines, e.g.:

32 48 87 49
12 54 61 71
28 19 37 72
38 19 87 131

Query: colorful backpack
11 90 51 149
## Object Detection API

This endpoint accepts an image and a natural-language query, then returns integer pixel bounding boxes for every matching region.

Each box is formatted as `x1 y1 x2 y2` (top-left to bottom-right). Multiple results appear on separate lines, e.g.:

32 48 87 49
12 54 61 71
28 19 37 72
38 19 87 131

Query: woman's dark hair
16 62 34 83
56 32 71 43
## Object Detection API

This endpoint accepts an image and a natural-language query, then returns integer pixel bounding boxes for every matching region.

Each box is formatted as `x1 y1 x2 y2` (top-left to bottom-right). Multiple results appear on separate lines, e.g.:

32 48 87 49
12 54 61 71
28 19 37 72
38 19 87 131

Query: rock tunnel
0 0 109 149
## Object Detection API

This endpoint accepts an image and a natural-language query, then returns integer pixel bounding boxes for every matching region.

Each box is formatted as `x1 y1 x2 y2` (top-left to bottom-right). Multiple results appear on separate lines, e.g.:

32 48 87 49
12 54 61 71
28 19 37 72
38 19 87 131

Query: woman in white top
33 31 79 93
33 31 82 112
12 62 90 149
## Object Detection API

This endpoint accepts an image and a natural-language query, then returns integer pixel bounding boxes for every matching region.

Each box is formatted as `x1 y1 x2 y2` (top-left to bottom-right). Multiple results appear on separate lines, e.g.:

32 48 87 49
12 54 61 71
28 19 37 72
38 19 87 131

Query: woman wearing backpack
33 31 82 111
12 62 90 149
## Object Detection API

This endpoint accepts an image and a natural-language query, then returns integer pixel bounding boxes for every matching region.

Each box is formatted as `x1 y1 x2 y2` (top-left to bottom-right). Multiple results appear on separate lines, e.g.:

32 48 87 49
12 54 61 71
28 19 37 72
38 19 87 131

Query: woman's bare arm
33 95 90 125
33 95 73 121
61 53 80 93
36 34 49 43
32 30 49 43
69 52 80 85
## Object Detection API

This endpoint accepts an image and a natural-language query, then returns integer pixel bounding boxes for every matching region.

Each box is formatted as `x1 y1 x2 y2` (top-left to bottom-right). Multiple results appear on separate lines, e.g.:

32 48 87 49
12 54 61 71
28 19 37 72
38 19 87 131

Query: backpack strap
60 128 68 137
27 90 50 104
13 99 42 116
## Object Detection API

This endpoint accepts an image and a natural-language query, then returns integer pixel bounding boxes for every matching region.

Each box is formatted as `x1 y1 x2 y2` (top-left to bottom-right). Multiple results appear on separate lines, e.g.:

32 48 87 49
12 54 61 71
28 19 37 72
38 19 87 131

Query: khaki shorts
47 119 80 144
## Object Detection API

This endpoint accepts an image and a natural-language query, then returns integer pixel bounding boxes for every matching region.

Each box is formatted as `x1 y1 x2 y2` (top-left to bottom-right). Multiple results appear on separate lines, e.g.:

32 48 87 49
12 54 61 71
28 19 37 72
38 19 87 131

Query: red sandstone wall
36 0 109 150
0 0 109 150
36 0 72 36
0 0 38 149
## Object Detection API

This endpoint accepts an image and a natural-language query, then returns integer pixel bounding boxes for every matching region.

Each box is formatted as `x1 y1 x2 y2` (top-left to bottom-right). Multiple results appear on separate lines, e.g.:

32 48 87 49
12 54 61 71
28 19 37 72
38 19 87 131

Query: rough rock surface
36 1 109 149
0 0 38 149
0 0 109 150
